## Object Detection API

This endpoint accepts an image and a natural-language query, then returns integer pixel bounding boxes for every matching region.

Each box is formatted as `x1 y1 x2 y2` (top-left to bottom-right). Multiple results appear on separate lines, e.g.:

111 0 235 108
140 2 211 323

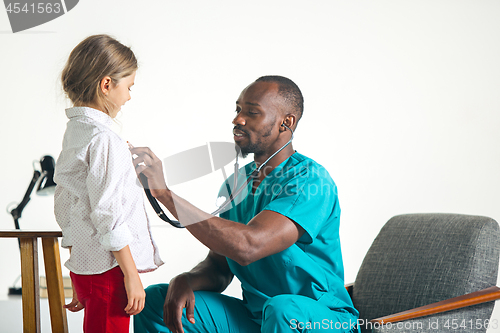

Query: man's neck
252 144 295 193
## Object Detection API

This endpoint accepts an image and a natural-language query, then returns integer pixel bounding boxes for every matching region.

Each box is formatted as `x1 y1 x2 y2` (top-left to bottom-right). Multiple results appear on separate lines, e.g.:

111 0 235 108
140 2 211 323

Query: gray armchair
348 213 500 332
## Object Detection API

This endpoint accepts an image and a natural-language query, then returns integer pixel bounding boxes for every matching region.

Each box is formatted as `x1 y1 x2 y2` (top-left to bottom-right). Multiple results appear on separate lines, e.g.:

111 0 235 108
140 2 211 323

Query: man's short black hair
255 75 304 122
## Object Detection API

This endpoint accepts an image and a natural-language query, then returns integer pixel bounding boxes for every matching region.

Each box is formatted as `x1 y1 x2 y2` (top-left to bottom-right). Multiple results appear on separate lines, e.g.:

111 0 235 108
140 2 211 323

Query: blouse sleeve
53 185 75 248
86 132 133 251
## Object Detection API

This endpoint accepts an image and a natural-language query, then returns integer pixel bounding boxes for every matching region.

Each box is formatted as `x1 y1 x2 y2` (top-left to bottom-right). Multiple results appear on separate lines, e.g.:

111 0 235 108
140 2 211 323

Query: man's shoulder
287 152 334 183
289 152 324 169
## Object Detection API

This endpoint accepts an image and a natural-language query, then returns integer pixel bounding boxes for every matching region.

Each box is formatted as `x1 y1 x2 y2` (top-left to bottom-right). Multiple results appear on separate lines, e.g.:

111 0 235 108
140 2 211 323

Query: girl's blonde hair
61 34 138 115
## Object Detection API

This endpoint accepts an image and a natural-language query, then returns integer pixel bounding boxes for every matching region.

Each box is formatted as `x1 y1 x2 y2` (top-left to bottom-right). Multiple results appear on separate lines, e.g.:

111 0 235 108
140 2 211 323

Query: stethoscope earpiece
281 123 292 132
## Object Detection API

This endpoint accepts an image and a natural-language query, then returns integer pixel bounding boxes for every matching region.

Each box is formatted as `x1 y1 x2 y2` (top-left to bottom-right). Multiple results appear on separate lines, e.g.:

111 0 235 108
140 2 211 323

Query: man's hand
129 145 168 198
164 273 196 333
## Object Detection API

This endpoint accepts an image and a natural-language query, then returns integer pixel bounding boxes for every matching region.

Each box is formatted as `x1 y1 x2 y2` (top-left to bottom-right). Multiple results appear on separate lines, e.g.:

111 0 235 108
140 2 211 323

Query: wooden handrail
371 286 500 325
0 230 62 238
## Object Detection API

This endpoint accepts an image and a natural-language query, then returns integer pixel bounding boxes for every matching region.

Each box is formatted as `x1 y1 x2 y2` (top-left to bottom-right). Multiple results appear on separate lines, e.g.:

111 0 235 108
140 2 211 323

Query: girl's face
106 71 136 118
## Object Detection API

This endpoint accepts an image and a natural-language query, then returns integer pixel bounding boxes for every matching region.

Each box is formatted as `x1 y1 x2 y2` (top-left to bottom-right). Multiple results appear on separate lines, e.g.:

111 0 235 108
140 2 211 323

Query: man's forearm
157 189 252 262
156 188 212 226
181 251 233 293
156 188 302 266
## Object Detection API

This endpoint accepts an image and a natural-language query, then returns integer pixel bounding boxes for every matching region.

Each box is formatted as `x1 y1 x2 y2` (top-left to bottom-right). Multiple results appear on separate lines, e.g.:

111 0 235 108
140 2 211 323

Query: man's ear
280 114 296 132
100 76 112 96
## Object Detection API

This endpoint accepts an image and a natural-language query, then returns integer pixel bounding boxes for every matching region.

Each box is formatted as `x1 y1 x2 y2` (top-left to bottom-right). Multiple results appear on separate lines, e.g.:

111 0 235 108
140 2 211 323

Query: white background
1 0 499 331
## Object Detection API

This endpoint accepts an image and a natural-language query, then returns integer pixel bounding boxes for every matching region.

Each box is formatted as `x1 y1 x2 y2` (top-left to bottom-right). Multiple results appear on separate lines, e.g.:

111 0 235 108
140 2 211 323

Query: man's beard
240 141 264 158
236 123 274 158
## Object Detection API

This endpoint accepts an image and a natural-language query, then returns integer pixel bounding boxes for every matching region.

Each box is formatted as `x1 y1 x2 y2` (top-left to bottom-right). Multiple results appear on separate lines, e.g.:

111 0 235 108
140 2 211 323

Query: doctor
131 76 359 333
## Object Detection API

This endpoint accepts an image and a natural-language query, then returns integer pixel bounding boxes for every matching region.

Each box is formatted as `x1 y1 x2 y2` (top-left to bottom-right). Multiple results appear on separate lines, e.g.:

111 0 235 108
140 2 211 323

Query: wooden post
42 237 69 333
19 237 40 333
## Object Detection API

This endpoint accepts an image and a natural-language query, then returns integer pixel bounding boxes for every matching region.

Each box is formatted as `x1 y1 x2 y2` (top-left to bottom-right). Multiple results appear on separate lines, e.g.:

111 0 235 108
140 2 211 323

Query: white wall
1 0 499 330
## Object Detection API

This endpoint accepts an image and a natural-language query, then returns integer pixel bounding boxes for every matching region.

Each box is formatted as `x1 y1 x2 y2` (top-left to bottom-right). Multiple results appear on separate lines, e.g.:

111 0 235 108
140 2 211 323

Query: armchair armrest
370 286 500 325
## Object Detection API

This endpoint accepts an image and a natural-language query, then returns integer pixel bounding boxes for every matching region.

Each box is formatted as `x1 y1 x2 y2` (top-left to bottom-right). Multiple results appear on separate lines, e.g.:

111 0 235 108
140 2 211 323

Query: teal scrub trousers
134 284 359 333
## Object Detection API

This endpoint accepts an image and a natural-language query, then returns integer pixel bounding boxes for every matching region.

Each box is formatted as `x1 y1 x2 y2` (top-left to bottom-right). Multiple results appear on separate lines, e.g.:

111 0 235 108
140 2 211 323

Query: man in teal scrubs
132 76 359 333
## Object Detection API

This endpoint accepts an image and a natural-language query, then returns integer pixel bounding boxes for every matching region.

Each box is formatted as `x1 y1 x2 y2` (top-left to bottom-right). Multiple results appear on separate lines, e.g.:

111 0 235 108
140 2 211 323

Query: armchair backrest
352 213 499 330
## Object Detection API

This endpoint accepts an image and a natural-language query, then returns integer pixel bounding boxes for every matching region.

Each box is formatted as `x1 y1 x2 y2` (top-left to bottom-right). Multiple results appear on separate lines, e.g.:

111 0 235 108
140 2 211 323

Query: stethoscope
140 123 294 228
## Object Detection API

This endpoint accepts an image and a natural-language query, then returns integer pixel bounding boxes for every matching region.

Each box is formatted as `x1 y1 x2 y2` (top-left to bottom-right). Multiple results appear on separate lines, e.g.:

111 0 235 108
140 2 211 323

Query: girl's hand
124 274 146 315
112 245 145 315
63 284 84 312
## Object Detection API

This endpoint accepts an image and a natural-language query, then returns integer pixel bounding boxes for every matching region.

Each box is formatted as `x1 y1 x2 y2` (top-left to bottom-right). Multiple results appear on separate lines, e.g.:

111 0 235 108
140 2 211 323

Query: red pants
70 266 130 333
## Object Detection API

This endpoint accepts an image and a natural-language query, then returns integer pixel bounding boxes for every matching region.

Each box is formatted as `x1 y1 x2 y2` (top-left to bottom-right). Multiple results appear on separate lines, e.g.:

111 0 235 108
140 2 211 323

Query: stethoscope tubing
143 124 294 228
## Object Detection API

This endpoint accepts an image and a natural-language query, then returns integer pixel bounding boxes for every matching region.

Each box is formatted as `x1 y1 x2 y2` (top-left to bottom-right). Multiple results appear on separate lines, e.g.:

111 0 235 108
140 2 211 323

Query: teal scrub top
219 152 358 322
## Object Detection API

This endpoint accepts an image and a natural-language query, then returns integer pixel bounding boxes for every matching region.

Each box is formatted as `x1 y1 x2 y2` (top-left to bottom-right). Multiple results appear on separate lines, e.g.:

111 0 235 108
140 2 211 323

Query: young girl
54 34 163 332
